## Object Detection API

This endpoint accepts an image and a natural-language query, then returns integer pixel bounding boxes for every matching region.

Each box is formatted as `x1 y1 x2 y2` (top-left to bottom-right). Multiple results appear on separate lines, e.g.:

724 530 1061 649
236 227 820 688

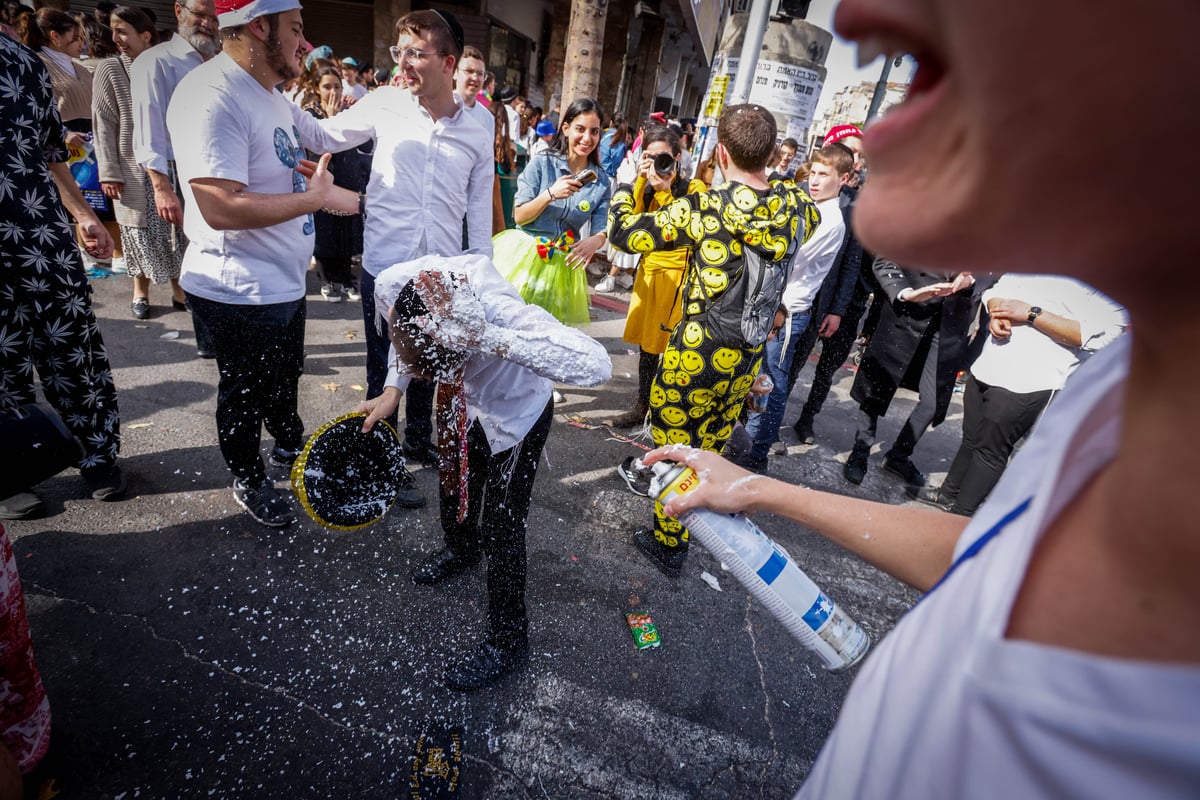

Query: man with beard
165 0 336 527
130 0 221 357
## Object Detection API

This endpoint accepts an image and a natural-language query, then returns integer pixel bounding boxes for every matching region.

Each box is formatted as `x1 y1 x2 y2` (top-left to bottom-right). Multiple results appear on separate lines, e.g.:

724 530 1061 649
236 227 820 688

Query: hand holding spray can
649 460 870 671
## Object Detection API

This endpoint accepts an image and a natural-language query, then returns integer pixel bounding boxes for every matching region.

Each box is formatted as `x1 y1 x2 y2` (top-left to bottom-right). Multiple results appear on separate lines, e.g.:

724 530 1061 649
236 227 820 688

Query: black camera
652 152 677 176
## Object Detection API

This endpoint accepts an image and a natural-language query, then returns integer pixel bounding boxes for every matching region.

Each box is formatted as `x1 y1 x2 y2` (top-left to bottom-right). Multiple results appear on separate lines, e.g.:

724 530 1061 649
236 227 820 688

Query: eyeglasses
458 67 484 77
180 4 218 25
389 46 447 65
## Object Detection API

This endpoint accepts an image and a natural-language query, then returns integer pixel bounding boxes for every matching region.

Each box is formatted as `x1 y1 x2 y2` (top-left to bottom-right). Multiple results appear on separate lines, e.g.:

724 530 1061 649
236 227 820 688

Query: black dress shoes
443 639 529 691
410 547 481 585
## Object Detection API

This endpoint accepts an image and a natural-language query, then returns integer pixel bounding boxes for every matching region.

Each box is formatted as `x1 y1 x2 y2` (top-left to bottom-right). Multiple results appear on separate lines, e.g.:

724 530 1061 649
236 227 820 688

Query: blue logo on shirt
274 126 313 236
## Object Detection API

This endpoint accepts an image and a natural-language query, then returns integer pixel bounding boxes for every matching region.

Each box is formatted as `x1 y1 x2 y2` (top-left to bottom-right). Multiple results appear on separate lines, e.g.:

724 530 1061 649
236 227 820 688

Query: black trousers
942 374 1052 514
439 399 553 647
314 256 354 287
853 327 940 461
187 294 306 486
789 290 871 426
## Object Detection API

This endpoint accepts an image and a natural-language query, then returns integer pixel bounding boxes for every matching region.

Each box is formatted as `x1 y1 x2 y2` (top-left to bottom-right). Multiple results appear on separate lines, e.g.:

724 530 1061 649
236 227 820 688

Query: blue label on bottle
802 592 834 631
757 549 787 584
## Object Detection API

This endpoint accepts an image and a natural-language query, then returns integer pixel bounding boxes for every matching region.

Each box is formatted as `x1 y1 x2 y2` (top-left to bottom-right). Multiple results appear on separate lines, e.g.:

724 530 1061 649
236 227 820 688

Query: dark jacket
806 185 863 323
850 258 977 424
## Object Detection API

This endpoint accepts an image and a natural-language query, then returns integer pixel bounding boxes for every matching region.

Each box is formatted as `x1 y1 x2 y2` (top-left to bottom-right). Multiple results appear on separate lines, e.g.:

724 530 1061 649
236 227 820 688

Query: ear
246 15 271 43
838 171 850 186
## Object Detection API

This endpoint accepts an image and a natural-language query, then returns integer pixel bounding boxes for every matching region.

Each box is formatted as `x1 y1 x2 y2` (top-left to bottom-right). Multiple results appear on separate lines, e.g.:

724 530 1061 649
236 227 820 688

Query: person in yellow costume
607 103 819 578
607 125 709 428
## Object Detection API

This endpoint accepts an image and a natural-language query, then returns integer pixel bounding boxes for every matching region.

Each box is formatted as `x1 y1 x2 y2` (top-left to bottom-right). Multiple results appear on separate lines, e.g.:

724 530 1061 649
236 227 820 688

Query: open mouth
836 4 946 118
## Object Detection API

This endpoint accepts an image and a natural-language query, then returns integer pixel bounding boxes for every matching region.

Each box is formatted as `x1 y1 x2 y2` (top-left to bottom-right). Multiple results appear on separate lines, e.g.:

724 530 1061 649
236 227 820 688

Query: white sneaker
321 282 342 302
615 272 635 290
110 256 128 274
595 275 616 293
344 284 362 302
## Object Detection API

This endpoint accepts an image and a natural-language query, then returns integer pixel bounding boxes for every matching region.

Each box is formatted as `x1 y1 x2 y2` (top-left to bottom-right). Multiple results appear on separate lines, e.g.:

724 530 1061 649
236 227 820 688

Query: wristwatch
1027 306 1043 324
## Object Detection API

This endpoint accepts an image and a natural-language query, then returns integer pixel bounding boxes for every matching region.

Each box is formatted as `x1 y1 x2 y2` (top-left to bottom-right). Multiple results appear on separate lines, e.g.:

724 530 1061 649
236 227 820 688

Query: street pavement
7 266 967 799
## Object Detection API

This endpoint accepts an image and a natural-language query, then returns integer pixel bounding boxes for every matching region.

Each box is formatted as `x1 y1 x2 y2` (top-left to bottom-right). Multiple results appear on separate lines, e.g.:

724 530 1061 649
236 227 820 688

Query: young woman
607 125 707 427
302 63 368 303
92 5 186 319
496 98 611 325
21 8 122 271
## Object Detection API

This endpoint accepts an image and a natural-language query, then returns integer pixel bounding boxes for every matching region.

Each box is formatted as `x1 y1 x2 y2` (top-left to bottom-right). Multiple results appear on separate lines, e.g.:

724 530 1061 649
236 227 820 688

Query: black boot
410 547 481 585
443 638 529 691
632 528 687 578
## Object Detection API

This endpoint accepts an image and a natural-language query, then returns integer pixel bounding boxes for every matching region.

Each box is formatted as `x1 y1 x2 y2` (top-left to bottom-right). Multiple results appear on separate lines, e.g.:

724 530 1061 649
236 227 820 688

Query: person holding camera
606 125 708 428
494 98 611 325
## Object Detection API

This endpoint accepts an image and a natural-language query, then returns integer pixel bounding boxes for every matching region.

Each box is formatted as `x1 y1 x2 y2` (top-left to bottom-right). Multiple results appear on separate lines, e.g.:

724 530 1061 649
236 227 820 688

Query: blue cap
305 45 333 68
341 56 359 68
535 120 555 137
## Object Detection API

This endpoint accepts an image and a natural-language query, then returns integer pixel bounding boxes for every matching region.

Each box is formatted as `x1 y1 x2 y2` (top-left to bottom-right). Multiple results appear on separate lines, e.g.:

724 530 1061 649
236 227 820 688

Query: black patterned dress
0 35 121 479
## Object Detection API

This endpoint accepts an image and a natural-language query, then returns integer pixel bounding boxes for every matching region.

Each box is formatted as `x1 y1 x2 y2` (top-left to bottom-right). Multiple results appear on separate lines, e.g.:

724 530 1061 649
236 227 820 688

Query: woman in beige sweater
92 6 187 319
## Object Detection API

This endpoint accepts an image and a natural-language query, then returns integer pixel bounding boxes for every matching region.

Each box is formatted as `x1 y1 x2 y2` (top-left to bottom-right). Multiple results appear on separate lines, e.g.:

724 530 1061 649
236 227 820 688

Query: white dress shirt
780 196 845 315
973 274 1128 393
130 33 204 175
290 87 494 276
375 254 612 453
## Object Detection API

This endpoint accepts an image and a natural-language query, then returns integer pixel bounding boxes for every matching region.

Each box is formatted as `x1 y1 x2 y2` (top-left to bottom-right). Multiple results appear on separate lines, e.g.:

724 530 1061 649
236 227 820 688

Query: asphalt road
6 266 966 799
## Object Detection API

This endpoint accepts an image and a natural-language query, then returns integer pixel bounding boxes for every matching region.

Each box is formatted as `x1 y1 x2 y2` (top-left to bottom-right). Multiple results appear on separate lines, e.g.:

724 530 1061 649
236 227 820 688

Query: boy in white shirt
736 144 852 472
358 254 611 690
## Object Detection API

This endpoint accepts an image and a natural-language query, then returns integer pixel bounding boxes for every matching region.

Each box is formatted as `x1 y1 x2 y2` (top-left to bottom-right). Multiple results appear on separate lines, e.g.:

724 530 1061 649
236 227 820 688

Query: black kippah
430 8 464 55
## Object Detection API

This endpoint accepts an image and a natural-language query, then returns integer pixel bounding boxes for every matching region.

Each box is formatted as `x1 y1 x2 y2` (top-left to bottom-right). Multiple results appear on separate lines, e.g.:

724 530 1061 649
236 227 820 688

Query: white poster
717 55 824 132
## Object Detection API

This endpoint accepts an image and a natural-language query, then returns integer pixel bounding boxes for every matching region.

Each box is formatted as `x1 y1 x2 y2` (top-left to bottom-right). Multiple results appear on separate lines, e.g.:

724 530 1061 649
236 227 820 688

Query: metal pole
865 56 895 123
728 0 773 104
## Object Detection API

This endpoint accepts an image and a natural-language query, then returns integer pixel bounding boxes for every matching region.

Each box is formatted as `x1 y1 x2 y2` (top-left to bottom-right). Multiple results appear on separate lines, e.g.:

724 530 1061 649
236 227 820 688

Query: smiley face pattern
647 327 763 548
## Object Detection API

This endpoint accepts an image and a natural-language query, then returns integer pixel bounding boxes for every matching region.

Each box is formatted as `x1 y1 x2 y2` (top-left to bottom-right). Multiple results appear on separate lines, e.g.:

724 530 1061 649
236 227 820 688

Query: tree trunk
544 0 572 118
560 0 608 109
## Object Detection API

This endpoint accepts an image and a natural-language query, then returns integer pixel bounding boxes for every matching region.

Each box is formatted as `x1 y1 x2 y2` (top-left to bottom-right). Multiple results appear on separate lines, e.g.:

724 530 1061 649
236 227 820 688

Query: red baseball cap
823 124 864 147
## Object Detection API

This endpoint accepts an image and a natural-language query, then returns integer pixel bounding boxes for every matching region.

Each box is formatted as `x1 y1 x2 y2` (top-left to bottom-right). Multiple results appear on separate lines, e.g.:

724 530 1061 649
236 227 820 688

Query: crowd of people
1 0 1196 796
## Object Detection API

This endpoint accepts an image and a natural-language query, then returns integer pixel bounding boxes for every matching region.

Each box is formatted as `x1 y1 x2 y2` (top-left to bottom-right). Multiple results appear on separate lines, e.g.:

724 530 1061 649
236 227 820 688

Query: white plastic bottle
650 460 870 671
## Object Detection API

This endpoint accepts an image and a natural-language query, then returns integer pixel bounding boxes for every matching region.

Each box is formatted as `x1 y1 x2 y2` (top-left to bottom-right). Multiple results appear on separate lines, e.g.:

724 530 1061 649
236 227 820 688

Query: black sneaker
394 468 426 509
0 490 44 521
617 456 653 497
632 527 686 578
267 445 303 468
233 478 294 527
402 439 439 468
792 416 815 445
843 445 869 485
82 464 128 501
882 453 927 487
730 451 769 474
443 639 529 691
905 483 956 512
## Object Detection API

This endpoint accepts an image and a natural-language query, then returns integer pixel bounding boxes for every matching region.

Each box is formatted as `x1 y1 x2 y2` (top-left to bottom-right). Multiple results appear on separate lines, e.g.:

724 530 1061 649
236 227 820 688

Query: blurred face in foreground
835 0 1198 302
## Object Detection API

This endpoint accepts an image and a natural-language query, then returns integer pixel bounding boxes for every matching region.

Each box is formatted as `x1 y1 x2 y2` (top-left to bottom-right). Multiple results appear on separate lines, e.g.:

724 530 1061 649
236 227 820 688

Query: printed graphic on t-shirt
273 125 312 235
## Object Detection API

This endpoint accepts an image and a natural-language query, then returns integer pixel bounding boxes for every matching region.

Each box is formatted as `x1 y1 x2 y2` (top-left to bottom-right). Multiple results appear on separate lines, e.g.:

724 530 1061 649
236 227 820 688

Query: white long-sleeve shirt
290 87 493 276
375 254 612 453
973 274 1128 393
780 195 845 315
130 34 203 175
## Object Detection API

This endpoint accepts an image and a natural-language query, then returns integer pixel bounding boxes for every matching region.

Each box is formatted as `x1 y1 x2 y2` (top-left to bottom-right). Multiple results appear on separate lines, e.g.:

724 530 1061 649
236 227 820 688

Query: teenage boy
607 103 820 578
293 10 492 500
452 44 492 133
359 254 610 690
736 144 852 472
167 0 335 527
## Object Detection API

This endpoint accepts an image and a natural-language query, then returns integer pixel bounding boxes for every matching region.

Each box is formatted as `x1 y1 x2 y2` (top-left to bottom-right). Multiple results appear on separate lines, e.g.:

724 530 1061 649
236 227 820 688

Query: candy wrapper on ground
626 612 662 650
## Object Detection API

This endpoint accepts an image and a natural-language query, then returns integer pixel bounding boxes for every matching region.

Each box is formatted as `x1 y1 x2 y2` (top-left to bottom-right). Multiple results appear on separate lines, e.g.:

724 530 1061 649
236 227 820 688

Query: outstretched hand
640 445 769 518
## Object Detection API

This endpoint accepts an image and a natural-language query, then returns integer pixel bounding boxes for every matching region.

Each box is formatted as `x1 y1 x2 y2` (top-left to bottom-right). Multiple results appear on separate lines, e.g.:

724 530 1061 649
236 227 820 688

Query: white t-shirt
342 80 367 101
167 53 313 305
455 92 495 136
972 273 1128 393
780 195 845 315
796 334 1200 799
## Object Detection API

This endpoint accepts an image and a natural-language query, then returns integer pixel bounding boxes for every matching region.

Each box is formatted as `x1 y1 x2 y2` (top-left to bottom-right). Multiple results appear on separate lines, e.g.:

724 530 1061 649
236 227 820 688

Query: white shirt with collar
130 33 204 175
290 87 493 276
973 273 1128 393
375 254 612 453
780 195 845 315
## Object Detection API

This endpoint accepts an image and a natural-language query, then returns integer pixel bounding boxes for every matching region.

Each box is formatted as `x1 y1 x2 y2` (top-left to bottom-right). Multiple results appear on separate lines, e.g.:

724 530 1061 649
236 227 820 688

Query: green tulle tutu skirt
493 229 590 326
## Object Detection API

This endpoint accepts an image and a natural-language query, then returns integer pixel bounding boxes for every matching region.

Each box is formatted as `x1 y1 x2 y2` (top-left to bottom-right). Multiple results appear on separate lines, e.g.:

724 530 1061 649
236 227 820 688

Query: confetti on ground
350 384 365 391
127 423 153 429
700 571 723 592
160 330 180 339
321 383 341 392
343 331 357 340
